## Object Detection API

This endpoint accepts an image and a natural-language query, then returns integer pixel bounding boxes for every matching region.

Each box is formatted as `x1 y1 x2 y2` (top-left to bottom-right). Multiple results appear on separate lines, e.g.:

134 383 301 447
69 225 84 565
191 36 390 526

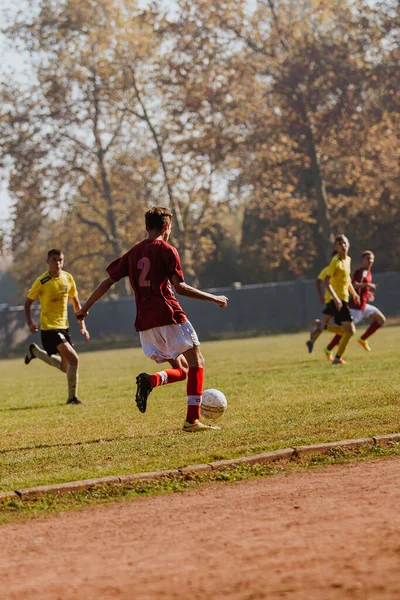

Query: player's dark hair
47 248 63 259
145 207 173 231
335 234 348 243
362 250 374 259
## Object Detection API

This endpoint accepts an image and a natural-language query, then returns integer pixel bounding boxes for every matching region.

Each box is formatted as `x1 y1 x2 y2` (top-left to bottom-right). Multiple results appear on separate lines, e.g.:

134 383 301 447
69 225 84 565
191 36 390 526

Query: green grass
1 327 400 495
2 445 400 524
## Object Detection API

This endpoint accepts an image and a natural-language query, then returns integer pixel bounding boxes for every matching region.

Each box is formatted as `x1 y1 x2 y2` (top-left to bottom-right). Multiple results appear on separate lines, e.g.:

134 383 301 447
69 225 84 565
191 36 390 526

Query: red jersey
106 239 187 331
349 267 372 310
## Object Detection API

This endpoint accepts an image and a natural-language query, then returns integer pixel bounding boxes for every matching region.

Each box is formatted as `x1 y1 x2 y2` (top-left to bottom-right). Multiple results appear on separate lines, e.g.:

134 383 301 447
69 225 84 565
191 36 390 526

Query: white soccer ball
201 389 227 421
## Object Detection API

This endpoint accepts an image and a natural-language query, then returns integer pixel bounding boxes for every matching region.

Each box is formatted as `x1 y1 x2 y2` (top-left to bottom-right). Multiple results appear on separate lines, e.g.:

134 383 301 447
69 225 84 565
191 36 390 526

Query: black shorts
322 301 336 317
331 301 353 325
41 329 72 356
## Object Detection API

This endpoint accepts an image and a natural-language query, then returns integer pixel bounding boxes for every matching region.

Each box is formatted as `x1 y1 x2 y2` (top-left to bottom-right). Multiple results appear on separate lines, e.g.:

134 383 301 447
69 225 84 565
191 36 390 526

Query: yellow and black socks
336 332 354 358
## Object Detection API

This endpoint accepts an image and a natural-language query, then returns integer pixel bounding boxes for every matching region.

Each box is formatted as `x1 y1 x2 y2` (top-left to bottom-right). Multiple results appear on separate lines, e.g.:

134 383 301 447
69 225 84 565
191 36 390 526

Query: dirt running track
2 457 400 600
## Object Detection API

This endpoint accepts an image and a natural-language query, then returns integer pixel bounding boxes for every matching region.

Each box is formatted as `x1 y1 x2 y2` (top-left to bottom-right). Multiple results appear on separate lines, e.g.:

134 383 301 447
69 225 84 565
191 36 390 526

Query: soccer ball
201 389 227 421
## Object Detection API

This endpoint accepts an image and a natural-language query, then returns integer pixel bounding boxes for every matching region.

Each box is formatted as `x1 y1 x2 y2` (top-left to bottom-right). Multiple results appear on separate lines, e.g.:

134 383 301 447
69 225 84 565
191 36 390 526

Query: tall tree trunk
267 0 334 268
128 69 197 278
300 97 334 268
92 79 130 297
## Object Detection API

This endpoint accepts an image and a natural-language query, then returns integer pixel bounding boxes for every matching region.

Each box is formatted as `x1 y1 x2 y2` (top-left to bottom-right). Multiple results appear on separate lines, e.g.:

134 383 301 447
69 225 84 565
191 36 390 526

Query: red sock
149 368 187 388
186 367 204 423
362 321 381 340
327 334 342 351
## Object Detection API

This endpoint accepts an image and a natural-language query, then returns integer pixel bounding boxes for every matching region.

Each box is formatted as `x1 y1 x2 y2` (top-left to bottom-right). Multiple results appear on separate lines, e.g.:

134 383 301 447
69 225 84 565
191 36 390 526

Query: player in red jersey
76 206 228 432
325 251 386 353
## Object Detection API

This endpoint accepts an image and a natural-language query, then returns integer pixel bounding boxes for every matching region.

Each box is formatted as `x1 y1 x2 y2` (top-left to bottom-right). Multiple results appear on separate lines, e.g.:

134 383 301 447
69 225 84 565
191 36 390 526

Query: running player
326 251 386 353
75 206 228 432
306 251 340 359
308 234 360 364
24 249 90 404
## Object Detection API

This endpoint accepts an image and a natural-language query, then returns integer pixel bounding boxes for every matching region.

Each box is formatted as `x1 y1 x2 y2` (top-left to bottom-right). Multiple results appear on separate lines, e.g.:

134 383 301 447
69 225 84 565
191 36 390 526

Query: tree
1 0 398 295
169 0 400 279
0 1 159 293
1 0 246 292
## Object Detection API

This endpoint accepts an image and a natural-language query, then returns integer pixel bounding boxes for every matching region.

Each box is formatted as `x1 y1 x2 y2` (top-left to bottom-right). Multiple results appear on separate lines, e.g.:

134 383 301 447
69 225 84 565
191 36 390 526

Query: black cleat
66 397 83 405
135 373 152 413
24 343 38 365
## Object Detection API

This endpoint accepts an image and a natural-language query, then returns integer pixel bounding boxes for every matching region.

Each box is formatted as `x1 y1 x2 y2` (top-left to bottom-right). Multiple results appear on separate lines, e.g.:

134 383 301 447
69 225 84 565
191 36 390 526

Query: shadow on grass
0 404 50 413
0 400 106 412
0 435 136 454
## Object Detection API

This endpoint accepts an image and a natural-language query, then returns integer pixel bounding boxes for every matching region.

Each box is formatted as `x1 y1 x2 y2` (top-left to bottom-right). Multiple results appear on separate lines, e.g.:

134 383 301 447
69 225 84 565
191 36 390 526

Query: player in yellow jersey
309 235 360 364
325 251 386 354
306 253 337 358
24 249 90 404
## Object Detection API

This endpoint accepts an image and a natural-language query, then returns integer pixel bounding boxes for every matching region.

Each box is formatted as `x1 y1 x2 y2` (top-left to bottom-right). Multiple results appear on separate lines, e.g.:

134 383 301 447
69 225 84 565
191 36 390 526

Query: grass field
1 326 400 494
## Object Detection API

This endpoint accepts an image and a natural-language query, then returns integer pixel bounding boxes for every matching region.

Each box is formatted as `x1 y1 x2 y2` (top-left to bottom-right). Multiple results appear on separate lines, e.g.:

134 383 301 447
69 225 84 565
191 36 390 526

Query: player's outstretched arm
75 277 116 321
172 276 228 309
316 278 324 303
24 298 39 333
71 296 90 341
354 281 376 291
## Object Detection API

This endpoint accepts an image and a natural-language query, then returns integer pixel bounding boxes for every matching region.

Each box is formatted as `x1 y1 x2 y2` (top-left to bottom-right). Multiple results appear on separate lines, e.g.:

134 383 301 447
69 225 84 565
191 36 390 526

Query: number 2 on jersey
138 257 151 287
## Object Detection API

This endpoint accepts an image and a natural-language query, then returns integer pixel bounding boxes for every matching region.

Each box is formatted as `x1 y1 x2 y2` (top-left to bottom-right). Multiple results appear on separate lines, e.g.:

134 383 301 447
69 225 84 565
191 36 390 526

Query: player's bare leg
58 342 82 404
25 343 62 370
306 315 330 353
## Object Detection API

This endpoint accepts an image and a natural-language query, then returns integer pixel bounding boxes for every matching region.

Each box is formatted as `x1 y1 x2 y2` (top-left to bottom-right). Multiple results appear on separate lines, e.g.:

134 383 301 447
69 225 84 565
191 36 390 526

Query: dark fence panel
1 271 399 355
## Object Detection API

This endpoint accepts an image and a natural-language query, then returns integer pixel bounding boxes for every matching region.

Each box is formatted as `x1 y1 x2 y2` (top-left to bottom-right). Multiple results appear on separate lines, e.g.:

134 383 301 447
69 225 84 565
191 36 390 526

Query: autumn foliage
0 0 398 298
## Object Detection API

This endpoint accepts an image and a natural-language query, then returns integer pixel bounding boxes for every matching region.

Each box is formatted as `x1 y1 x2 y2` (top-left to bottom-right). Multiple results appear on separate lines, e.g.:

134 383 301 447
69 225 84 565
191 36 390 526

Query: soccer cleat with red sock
135 373 153 413
358 338 371 352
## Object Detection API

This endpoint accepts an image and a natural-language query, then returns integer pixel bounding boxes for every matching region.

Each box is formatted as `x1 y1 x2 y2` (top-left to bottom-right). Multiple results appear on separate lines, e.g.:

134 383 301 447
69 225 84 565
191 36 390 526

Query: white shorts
139 321 200 364
350 304 378 325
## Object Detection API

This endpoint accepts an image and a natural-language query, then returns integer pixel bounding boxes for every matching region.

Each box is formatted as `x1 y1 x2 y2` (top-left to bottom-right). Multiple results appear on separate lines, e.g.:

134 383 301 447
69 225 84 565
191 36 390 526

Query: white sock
67 364 79 400
36 347 62 370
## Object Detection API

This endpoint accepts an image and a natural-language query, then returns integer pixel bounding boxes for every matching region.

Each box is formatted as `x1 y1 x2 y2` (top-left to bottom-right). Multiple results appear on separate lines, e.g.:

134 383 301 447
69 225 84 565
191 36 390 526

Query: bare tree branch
75 211 114 244
127 66 185 236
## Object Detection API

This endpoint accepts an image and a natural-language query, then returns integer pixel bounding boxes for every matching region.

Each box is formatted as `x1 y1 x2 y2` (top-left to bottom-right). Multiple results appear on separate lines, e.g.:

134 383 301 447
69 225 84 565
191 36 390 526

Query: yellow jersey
325 254 351 302
27 270 77 330
317 266 333 304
